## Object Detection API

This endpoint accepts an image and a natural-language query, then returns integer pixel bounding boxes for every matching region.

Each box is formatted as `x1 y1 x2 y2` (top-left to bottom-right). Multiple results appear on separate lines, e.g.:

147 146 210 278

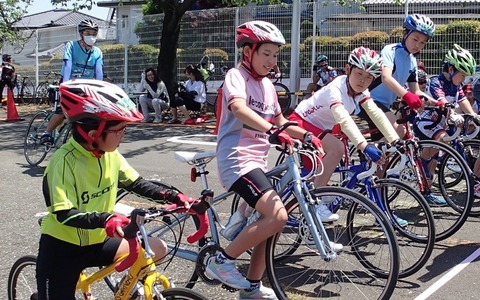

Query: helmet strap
241 44 267 81
75 120 107 158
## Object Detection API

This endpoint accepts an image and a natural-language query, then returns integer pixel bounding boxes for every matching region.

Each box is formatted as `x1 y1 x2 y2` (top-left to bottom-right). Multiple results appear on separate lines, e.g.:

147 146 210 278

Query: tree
0 0 33 51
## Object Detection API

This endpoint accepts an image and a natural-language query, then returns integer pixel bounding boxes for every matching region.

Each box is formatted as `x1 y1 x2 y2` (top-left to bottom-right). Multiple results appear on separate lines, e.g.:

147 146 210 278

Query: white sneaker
475 183 480 198
315 203 339 222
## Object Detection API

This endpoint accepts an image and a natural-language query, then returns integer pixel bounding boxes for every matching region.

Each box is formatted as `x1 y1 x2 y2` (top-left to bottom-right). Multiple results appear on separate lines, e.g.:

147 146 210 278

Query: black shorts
229 168 274 209
357 101 391 141
170 92 202 111
36 234 121 300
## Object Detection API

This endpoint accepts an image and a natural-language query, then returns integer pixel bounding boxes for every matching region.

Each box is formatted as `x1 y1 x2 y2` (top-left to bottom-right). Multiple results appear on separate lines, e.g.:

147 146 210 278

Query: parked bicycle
116 122 400 299
23 86 71 166
35 71 61 105
8 206 210 300
13 74 36 105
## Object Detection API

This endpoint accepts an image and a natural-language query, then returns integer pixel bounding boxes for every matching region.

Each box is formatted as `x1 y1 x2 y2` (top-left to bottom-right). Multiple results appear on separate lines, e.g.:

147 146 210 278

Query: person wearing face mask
40 19 104 145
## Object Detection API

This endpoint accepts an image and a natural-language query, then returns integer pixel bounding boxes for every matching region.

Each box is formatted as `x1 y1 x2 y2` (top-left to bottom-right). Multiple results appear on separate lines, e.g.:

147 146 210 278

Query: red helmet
236 21 285 48
60 79 143 123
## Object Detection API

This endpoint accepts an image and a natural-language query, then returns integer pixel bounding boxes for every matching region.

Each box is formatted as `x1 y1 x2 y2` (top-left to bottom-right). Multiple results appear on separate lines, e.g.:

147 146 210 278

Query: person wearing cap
35 79 199 299
0 54 15 106
205 20 322 299
40 19 104 145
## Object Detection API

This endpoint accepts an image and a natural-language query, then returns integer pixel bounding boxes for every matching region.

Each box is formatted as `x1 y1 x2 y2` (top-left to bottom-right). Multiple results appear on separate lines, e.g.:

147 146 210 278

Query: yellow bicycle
7 206 209 300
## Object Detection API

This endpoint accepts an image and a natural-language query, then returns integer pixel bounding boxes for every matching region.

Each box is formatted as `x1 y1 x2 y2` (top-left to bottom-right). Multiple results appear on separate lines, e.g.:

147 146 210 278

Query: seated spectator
169 64 206 124
305 54 338 96
137 68 169 123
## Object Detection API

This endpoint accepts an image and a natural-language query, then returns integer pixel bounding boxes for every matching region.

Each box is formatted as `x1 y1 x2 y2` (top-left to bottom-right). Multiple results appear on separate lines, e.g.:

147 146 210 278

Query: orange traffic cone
5 88 23 122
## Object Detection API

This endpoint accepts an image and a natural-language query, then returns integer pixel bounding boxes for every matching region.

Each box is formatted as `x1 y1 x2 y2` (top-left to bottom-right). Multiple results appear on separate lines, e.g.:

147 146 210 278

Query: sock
246 279 260 291
420 157 433 180
215 250 235 264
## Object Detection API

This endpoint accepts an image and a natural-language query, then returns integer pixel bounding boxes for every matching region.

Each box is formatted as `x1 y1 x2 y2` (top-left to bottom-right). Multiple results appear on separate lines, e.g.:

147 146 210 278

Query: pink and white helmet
236 21 286 48
348 47 383 78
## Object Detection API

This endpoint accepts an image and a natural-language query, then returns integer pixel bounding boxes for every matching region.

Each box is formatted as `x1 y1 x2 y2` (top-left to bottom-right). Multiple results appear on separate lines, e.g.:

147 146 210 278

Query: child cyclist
289 47 400 197
359 14 445 205
206 21 322 299
36 79 200 299
413 44 480 196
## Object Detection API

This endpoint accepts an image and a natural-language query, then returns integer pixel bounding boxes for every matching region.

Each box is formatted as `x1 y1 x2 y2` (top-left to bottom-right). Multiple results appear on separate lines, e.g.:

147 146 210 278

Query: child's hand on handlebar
104 214 130 238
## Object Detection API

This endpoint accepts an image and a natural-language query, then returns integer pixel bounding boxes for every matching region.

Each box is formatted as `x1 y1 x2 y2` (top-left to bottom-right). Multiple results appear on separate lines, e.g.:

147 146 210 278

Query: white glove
449 114 464 127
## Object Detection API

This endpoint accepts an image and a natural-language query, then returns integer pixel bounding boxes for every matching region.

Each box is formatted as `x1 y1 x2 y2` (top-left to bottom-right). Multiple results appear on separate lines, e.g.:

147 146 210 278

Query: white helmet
236 21 285 48
348 47 383 78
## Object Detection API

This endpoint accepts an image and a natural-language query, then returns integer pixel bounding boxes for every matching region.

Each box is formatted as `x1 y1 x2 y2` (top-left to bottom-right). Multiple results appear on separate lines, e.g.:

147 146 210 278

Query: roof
97 0 147 8
28 43 65 58
362 0 480 4
14 9 107 29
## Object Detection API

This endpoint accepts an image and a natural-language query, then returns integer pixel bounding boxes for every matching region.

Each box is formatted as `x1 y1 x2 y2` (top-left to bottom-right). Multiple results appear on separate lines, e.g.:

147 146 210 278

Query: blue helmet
404 14 435 38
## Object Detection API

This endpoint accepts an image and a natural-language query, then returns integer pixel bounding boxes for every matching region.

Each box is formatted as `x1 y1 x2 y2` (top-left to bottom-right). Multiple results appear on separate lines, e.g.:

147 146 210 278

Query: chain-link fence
6 1 480 96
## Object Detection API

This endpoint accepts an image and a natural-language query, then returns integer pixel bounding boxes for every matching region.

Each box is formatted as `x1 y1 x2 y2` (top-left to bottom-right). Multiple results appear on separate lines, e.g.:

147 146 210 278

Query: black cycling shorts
229 168 274 209
36 234 121 300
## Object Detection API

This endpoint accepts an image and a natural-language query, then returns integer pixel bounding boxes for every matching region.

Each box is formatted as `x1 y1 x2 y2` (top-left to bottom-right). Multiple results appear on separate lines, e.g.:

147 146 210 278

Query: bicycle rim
273 82 292 116
377 178 435 278
161 287 209 300
115 181 201 289
266 186 399 300
23 111 50 166
8 255 37 300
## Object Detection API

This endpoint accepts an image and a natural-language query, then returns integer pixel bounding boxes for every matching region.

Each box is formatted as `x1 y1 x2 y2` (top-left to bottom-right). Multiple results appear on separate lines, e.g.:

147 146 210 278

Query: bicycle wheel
444 140 480 216
114 181 204 289
23 111 50 166
375 178 435 278
8 255 37 300
274 82 291 116
161 287 209 300
265 186 399 300
386 140 473 241
60 123 73 145
35 82 49 104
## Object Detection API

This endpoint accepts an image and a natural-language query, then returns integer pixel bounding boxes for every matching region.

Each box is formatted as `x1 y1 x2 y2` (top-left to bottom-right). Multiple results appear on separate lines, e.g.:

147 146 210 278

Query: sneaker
153 117 162 123
424 193 447 206
39 132 53 145
167 119 181 124
141 118 149 123
475 183 480 198
392 213 408 227
315 203 339 222
205 257 250 289
183 118 197 125
220 210 247 241
239 282 278 300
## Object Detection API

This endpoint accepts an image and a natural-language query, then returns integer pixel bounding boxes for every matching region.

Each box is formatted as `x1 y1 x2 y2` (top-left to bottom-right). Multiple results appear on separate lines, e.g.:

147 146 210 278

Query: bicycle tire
161 287 209 300
265 186 400 300
442 139 480 216
114 181 203 289
273 82 292 116
375 178 435 278
24 111 50 166
61 123 73 145
35 82 49 105
8 255 37 300
386 140 473 241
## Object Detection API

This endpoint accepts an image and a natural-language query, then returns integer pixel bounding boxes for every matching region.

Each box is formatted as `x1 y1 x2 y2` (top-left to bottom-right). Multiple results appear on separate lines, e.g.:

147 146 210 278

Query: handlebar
115 197 210 272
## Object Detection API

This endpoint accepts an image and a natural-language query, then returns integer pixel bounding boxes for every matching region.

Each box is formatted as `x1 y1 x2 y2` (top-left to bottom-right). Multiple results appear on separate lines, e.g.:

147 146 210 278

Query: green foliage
0 0 33 49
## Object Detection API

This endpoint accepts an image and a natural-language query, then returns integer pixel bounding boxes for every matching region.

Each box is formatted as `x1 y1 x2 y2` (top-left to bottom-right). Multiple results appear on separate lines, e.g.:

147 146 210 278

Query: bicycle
35 71 61 105
384 104 474 241
23 87 72 166
8 206 210 300
13 74 36 105
116 122 400 299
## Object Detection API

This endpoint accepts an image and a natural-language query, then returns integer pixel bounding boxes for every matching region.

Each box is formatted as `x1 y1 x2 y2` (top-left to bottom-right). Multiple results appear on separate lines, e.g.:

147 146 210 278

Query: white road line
167 134 217 146
414 247 480 300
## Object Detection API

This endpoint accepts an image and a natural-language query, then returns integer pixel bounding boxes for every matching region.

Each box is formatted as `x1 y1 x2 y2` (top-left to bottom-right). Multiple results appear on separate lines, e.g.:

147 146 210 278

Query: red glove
435 100 447 107
173 193 197 207
267 126 294 146
277 131 294 146
303 132 322 150
104 214 130 237
402 92 422 109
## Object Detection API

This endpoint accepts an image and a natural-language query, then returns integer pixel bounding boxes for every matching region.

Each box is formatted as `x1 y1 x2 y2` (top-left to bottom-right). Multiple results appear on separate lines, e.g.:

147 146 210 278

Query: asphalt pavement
2 108 480 299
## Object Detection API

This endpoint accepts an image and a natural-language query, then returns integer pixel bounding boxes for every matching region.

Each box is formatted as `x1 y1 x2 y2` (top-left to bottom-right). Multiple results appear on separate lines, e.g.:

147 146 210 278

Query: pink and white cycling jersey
295 75 370 130
216 67 281 190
